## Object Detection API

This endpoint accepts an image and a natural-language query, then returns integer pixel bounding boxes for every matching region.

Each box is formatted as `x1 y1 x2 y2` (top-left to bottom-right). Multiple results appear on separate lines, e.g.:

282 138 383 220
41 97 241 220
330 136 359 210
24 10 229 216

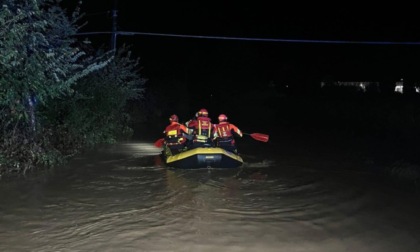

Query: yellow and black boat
162 147 243 169
154 132 269 169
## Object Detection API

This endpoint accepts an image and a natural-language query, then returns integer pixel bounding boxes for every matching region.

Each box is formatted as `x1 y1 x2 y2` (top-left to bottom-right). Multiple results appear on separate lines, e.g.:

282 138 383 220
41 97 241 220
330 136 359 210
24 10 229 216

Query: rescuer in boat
187 108 214 148
163 114 190 155
212 114 243 154
185 111 198 135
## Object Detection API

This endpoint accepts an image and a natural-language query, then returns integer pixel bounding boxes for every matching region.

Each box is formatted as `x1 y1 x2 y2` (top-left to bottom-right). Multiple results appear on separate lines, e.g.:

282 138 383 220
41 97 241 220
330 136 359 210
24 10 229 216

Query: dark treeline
0 0 147 177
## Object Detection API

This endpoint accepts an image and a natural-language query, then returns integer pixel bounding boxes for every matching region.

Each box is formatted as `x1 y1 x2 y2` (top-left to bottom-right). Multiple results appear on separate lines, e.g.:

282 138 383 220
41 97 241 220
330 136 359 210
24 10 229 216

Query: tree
0 0 114 174
40 45 147 155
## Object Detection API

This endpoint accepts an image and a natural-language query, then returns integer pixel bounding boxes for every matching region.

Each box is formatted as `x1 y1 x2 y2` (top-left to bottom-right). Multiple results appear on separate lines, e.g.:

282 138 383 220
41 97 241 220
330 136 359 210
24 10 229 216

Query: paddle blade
154 138 165 148
249 133 269 142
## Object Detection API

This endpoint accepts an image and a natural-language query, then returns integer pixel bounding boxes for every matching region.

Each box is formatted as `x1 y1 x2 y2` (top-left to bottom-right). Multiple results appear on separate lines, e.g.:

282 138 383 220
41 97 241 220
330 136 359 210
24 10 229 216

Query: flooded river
1 138 419 252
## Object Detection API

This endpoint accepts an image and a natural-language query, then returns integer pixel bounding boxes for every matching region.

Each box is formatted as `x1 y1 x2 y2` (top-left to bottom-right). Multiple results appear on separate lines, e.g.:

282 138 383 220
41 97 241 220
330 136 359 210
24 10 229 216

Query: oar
154 138 165 148
243 132 269 142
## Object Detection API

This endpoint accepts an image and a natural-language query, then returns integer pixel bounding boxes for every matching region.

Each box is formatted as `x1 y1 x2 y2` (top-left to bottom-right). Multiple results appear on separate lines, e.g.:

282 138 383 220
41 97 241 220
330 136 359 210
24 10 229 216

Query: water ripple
1 142 420 251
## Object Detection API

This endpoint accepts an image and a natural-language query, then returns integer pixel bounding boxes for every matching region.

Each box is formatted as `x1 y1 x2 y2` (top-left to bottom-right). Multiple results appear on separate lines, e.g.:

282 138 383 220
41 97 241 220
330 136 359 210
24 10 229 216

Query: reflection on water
1 141 420 252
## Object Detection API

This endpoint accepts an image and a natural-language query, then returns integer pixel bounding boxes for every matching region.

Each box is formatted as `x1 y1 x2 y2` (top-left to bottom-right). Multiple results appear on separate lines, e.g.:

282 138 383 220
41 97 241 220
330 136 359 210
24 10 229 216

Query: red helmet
198 108 208 117
218 114 228 122
169 114 178 122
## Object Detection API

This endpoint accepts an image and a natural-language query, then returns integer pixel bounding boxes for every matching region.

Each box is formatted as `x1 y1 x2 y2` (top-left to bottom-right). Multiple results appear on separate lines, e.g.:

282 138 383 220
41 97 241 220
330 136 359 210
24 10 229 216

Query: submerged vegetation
0 0 146 176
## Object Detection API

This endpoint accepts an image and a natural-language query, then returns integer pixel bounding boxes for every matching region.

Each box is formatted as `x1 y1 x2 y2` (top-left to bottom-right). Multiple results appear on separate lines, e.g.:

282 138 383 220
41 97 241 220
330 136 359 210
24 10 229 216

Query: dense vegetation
0 0 146 176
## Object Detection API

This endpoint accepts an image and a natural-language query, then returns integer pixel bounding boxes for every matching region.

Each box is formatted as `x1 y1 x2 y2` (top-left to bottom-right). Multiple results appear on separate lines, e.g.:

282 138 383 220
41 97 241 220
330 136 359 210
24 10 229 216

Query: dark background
57 1 420 164
63 1 420 89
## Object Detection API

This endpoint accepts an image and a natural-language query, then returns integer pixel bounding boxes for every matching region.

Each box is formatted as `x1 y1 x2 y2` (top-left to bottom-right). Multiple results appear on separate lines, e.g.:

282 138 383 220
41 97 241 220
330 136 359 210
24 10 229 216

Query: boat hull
163 147 243 169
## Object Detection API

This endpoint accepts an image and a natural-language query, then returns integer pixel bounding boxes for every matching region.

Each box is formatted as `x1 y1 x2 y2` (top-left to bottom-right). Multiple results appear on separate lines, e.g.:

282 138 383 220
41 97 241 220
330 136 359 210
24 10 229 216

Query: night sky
61 1 420 92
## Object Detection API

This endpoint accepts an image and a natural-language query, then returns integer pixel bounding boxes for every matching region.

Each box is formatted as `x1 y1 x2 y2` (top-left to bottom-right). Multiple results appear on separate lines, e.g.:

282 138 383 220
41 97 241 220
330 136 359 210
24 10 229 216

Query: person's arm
212 124 218 140
180 124 188 134
230 124 243 137
180 124 193 140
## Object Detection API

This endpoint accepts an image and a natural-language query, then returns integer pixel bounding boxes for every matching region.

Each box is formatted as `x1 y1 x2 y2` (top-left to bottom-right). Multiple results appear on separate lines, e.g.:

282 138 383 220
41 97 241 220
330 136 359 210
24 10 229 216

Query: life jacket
214 123 234 139
213 122 242 147
164 122 187 146
214 123 234 146
193 116 212 143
